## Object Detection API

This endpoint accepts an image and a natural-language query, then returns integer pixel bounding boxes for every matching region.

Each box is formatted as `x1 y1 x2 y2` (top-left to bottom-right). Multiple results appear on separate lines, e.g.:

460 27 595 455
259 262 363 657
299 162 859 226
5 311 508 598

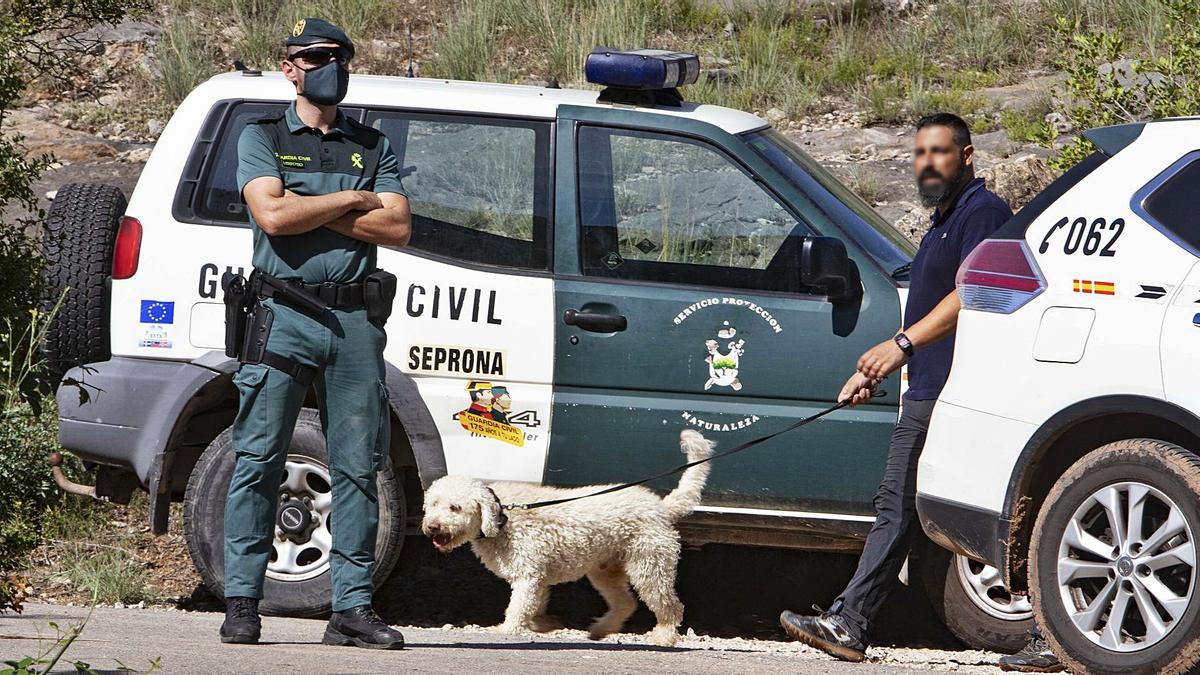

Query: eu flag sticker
140 300 175 324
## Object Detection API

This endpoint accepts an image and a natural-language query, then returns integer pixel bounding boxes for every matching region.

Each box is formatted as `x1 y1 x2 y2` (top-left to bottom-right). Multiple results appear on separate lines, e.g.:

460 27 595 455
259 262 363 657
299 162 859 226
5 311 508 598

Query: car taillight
112 216 142 280
956 239 1045 314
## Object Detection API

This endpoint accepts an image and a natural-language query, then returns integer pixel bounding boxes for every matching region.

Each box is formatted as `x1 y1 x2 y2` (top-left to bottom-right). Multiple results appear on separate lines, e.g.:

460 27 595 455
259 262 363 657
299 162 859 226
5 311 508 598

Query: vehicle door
1150 151 1200 413
546 107 901 515
363 109 557 482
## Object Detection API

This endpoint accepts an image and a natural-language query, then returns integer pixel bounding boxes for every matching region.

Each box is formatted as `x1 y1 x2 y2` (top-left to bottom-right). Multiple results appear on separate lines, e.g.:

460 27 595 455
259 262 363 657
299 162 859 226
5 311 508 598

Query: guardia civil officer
220 18 411 648
778 114 1061 671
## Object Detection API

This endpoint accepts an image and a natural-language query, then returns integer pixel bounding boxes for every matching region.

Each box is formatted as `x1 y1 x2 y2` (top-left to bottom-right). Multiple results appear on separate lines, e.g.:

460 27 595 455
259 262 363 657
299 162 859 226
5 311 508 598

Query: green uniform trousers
224 298 389 612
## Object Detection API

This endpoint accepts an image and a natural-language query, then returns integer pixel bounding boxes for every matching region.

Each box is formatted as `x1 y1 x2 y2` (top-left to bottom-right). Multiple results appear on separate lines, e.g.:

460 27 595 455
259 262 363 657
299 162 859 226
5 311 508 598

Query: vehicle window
577 126 811 293
186 102 287 225
365 111 553 271
1142 153 1200 255
743 128 915 276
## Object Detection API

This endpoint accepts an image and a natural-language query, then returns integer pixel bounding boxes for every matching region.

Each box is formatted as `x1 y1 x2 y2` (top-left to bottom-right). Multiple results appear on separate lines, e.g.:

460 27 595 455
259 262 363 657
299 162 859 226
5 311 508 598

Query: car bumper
917 399 1037 570
56 355 226 485
916 493 1007 568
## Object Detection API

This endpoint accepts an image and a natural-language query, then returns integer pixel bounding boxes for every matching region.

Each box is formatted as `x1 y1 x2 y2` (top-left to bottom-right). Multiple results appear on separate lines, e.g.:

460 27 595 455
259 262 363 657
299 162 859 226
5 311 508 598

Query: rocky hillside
13 0 1170 241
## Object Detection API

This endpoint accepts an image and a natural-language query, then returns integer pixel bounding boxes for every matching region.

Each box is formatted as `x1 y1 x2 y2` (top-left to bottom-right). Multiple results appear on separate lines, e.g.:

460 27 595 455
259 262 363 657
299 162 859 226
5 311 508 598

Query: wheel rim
1056 481 1196 652
955 554 1034 620
264 455 333 583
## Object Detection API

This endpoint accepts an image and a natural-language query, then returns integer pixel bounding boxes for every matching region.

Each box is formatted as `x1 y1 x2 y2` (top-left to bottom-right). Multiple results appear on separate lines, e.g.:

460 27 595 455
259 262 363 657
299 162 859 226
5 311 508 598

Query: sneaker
323 605 405 650
220 597 262 644
999 634 1065 672
779 606 866 662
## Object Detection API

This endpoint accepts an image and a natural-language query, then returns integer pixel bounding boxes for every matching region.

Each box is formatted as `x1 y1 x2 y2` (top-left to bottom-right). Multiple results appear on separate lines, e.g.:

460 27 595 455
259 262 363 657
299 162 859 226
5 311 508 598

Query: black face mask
300 59 349 106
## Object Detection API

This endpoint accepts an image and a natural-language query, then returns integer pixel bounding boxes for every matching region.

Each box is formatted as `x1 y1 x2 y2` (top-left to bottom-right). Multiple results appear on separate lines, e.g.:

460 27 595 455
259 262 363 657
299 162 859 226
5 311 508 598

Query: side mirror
801 237 862 304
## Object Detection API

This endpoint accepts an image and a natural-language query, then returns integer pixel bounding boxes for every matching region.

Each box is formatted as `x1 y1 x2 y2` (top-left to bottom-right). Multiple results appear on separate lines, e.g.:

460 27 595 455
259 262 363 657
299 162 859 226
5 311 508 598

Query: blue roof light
585 48 700 91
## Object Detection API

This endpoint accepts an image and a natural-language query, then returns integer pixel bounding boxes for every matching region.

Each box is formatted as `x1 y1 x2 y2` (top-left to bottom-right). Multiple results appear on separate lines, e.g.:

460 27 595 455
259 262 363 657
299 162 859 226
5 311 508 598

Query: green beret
287 17 355 59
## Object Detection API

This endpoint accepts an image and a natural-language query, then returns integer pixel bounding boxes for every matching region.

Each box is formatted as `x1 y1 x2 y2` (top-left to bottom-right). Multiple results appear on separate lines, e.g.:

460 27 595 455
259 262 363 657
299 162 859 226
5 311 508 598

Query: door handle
563 308 627 333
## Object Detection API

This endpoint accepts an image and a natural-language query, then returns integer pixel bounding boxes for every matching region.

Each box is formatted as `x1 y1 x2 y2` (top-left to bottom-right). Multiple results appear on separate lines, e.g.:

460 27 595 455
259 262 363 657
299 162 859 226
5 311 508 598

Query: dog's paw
494 621 524 636
648 626 678 647
588 619 618 641
530 615 563 633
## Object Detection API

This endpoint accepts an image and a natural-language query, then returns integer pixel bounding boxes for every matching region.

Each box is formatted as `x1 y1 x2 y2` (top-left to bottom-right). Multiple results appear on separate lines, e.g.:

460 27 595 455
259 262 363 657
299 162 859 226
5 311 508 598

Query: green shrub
155 15 222 104
425 1 500 81
0 405 66 564
62 548 150 605
1050 0 1200 171
1001 107 1058 145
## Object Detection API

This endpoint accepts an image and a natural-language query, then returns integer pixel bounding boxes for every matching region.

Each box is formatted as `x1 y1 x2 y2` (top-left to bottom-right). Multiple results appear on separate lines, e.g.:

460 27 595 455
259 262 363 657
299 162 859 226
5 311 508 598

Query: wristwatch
894 332 915 357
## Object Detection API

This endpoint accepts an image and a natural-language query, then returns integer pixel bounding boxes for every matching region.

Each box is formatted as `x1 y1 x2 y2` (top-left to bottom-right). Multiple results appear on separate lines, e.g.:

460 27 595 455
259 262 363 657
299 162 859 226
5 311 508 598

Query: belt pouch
364 269 398 323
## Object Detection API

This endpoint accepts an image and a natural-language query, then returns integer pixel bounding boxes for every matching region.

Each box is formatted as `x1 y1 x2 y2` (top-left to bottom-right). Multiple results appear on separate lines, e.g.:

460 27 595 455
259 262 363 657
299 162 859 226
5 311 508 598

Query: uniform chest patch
274 152 312 169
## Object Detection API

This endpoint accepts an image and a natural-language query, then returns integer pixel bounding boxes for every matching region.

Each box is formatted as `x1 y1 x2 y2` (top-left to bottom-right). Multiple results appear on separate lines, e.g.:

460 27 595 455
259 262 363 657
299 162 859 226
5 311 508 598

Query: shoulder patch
344 117 384 148
345 117 383 136
250 112 287 125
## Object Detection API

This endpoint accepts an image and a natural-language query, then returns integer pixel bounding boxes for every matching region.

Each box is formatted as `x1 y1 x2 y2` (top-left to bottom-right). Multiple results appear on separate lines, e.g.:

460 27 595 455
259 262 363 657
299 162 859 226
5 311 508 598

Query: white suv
917 120 1200 674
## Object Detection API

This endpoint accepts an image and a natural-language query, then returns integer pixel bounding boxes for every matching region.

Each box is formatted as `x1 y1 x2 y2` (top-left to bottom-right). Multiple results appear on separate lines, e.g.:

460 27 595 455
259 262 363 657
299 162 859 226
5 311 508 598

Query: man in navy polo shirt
779 113 1055 667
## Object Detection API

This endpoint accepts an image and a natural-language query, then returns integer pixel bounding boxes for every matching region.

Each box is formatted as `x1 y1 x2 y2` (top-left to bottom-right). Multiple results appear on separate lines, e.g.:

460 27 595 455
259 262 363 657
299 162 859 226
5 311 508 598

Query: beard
917 163 967 208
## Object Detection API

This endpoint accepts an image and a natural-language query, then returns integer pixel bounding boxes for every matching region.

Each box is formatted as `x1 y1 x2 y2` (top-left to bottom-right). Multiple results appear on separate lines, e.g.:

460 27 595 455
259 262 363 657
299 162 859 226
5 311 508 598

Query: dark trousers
830 396 936 643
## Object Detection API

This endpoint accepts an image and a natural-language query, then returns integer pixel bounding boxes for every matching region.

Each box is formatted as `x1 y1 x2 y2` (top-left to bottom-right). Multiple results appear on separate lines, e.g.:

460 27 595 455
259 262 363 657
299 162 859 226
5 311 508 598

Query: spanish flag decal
1073 279 1116 295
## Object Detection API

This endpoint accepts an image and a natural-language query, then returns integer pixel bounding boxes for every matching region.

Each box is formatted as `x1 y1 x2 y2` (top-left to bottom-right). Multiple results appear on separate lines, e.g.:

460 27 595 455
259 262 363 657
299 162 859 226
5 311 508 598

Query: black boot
779 606 866 662
220 597 261 644
323 605 405 650
999 633 1065 672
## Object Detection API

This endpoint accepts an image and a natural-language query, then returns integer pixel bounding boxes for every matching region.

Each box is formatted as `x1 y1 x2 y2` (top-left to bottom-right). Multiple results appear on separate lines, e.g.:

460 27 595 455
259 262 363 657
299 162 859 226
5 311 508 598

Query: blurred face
912 125 973 208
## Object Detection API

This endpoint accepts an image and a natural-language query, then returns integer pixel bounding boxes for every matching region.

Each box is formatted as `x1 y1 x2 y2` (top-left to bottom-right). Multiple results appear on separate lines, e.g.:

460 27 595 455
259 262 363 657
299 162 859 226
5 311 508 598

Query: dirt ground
1 601 1006 674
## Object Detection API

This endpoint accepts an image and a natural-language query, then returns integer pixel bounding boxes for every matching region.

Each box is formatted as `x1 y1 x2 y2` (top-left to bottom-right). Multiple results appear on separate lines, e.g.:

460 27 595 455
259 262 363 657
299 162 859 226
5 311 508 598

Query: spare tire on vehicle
40 183 126 379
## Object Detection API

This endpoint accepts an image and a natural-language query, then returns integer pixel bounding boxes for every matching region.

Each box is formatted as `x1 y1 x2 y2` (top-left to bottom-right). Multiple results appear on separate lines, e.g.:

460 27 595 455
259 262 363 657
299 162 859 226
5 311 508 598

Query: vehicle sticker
635 238 658 254
601 251 625 270
1073 279 1115 295
1135 284 1169 300
453 381 526 447
406 344 506 377
672 297 784 334
139 300 175 324
138 338 172 348
1039 217 1124 257
704 322 745 391
405 284 502 325
680 411 761 433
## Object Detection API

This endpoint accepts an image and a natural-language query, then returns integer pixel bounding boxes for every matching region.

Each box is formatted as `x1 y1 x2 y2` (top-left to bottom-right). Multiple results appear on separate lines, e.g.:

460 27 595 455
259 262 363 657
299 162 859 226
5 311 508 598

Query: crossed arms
242 176 412 247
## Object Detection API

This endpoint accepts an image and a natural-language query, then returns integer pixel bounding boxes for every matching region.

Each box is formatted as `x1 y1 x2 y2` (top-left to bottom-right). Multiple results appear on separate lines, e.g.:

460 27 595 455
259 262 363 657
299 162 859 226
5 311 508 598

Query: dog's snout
426 522 441 533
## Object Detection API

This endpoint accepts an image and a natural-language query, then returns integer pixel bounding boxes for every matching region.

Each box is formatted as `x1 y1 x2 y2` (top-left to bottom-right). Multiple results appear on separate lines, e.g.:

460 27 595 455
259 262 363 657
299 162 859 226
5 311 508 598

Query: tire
182 408 406 618
921 543 1034 653
40 183 126 379
1030 439 1200 675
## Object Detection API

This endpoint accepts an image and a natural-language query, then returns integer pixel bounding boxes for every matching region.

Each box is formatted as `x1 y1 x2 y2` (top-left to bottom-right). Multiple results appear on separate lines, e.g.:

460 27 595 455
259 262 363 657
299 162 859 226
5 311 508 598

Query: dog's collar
481 486 508 538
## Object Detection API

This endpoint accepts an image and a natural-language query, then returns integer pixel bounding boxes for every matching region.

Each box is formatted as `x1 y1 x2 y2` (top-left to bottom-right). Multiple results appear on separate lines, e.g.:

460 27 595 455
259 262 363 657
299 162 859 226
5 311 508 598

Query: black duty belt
289 280 366 309
254 276 365 311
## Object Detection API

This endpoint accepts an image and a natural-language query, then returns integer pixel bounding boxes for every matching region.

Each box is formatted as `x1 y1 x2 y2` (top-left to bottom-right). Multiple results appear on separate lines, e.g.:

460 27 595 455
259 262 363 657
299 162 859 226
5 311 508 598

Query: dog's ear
477 486 507 538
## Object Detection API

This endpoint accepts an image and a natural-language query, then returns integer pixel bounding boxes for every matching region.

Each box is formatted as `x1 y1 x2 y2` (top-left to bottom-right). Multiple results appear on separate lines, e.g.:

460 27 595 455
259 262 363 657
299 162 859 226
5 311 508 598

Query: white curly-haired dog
421 429 714 646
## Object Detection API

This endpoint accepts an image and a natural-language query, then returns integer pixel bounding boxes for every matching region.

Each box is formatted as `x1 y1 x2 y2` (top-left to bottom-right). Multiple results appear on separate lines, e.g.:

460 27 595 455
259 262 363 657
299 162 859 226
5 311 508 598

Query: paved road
1 603 1005 674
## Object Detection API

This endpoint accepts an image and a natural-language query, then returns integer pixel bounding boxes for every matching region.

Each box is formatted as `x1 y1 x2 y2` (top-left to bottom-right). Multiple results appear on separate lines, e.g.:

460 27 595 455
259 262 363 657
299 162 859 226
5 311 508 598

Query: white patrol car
44 50 1024 648
917 120 1200 673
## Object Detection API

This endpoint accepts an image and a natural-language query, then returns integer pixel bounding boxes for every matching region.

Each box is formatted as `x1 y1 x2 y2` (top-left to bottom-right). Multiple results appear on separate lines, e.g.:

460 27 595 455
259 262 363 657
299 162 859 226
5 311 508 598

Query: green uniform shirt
237 102 405 284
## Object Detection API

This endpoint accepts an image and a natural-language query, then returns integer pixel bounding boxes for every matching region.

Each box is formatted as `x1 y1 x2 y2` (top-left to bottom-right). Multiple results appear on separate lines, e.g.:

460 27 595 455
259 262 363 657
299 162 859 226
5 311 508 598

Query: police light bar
586 48 700 90
586 48 699 107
